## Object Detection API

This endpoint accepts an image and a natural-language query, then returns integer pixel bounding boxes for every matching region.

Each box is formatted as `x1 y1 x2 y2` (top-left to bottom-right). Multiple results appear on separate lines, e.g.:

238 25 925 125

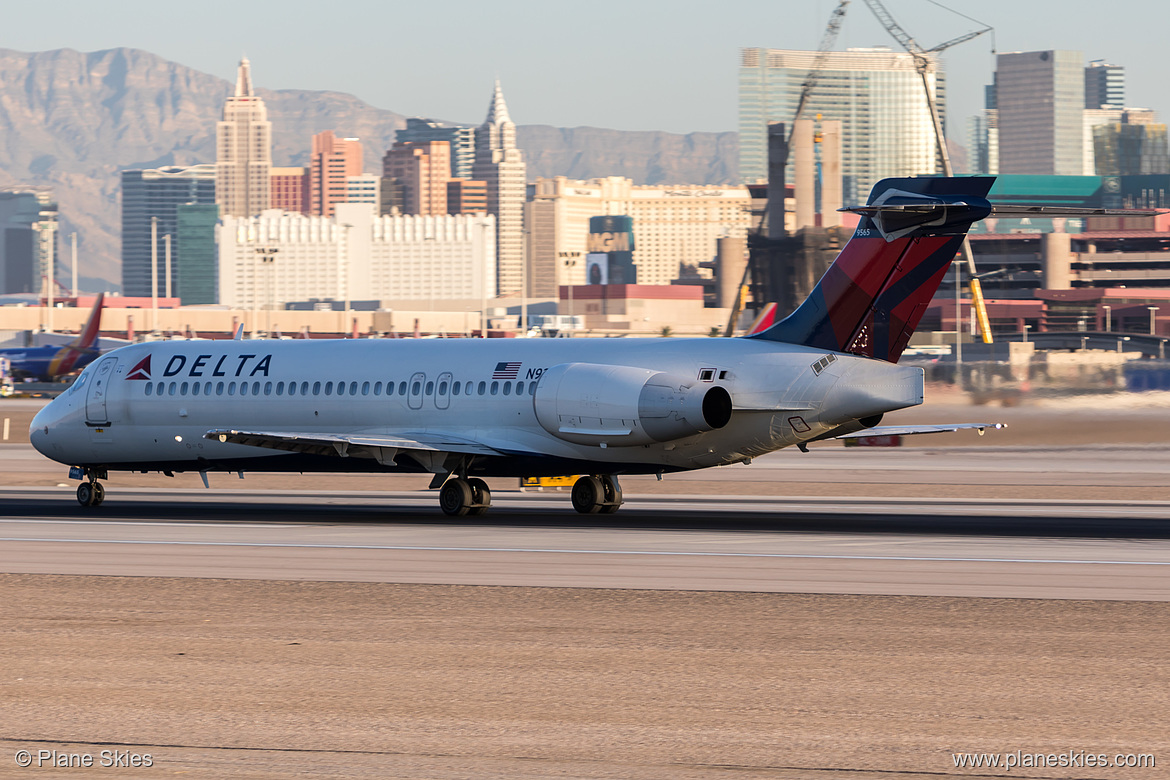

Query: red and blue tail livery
2 294 105 381
748 177 994 363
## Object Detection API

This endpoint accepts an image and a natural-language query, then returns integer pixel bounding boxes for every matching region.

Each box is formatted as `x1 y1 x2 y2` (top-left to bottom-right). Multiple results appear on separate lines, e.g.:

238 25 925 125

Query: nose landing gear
75 468 107 507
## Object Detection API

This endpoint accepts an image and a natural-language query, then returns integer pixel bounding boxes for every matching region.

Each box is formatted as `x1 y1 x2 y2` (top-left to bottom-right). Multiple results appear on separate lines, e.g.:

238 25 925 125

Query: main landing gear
439 477 492 517
571 475 623 515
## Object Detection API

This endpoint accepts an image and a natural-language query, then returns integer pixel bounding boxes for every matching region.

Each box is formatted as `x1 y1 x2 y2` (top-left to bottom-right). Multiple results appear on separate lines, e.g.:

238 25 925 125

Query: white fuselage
30 336 924 477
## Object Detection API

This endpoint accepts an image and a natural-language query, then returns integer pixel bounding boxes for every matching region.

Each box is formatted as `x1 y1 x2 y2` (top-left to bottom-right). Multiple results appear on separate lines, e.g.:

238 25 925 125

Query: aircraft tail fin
69 293 104 351
747 177 994 363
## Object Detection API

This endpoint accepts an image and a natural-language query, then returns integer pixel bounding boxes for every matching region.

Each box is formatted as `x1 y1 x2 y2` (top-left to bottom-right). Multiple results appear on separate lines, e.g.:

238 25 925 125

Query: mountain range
0 47 738 290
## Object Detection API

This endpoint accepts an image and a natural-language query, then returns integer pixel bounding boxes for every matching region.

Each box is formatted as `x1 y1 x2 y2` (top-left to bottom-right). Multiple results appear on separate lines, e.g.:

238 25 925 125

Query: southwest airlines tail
47 293 104 376
748 177 994 363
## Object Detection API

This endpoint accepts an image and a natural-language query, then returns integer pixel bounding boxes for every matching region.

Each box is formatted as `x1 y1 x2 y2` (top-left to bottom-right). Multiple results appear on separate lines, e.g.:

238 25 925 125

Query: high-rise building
382 141 451 215
472 81 527 295
120 165 216 298
216 58 271 217
1085 60 1125 109
526 176 752 294
738 47 943 204
1093 110 1170 176
175 204 220 304
309 131 364 217
996 50 1085 175
447 179 487 214
345 174 381 208
270 167 308 213
397 118 476 179
217 205 496 307
0 188 57 296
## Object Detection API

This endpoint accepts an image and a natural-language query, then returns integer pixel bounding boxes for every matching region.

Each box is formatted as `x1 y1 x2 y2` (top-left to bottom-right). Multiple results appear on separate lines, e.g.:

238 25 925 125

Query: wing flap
836 423 1005 439
204 429 503 457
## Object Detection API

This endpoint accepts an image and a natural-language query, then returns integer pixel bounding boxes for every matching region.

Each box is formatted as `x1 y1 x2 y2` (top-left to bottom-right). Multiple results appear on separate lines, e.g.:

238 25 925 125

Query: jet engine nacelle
533 362 732 447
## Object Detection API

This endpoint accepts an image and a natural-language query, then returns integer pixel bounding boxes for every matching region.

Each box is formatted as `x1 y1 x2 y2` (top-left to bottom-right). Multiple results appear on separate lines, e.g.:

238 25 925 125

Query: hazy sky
3 0 1164 138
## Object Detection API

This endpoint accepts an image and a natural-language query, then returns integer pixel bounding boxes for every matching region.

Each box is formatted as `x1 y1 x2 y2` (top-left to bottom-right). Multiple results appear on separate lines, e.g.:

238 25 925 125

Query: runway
3 487 1169 600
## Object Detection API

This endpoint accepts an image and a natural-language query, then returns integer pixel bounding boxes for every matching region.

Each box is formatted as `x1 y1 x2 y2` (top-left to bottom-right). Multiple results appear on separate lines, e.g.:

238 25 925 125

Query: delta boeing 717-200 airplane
31 177 1121 515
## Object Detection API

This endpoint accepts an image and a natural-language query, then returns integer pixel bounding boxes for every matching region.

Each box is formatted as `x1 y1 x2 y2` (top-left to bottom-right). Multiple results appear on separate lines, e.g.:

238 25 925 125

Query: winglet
233 324 245 340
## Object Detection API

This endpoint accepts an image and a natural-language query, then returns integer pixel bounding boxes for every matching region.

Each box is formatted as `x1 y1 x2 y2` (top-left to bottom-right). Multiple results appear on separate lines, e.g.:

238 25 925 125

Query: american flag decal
493 361 522 379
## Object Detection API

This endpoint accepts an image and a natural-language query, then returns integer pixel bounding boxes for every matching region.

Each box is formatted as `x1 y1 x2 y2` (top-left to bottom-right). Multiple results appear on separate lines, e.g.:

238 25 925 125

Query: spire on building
484 80 512 128
235 57 254 98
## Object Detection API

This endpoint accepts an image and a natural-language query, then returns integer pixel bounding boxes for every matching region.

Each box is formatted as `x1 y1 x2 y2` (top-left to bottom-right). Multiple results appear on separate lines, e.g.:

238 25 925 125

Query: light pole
150 216 158 334
1103 305 1111 333
1023 324 1031 343
1149 306 1160 335
341 223 353 337
559 252 581 335
164 234 172 300
254 248 278 337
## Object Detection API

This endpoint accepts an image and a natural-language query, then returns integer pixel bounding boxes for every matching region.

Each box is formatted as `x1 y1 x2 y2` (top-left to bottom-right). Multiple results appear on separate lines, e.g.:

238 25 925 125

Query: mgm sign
584 215 636 285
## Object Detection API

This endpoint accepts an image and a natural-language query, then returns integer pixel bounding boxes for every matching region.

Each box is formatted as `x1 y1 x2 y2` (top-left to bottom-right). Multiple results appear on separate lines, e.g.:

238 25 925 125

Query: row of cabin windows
143 378 538 399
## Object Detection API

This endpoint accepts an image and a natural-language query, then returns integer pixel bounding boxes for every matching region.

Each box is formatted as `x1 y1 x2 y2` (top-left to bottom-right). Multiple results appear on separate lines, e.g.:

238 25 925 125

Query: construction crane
725 0 851 336
862 0 996 342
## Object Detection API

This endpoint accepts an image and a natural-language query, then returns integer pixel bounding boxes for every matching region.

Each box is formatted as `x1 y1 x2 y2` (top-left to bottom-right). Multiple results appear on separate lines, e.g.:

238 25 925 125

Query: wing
204 428 506 477
836 423 1005 439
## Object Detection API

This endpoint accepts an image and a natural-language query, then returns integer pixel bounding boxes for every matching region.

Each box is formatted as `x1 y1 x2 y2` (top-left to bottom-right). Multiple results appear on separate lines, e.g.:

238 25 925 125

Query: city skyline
1 0 1164 137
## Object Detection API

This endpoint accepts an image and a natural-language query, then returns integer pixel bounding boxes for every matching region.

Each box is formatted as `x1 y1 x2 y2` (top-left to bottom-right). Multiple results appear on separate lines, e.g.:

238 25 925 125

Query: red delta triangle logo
126 355 152 380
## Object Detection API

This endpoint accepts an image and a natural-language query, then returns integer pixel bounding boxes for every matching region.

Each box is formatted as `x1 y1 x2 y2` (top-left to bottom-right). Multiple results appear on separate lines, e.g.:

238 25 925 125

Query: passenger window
412 381 421 395
312 381 321 395
240 382 249 396
503 381 511 396
228 382 236 396
253 381 261 395
336 382 345 396
398 382 407 395
204 382 212 395
265 381 273 395
374 381 382 395
183 382 192 395
529 382 537 396
439 381 449 395
362 381 370 396
325 381 333 395
516 381 524 395
301 382 310 395
276 382 284 395
490 381 499 395
155 382 164 396
169 382 177 396
425 381 434 395
478 381 486 395
216 381 225 395
193 382 201 396
452 381 461 395
350 381 358 395
145 383 153 396
468 383 474 396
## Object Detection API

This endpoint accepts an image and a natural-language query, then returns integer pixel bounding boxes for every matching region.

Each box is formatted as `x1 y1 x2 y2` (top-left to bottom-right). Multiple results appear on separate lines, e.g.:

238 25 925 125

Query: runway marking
1 537 1168 566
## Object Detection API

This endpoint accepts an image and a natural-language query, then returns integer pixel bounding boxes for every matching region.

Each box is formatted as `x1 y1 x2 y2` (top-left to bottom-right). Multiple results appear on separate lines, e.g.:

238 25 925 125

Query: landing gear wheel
598 475 623 514
571 476 605 514
467 478 492 516
76 482 96 507
91 482 106 507
439 478 473 516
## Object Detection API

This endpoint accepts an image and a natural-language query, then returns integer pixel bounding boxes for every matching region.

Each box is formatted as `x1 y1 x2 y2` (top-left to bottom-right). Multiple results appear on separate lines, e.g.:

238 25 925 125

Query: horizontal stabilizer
836 423 1006 439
